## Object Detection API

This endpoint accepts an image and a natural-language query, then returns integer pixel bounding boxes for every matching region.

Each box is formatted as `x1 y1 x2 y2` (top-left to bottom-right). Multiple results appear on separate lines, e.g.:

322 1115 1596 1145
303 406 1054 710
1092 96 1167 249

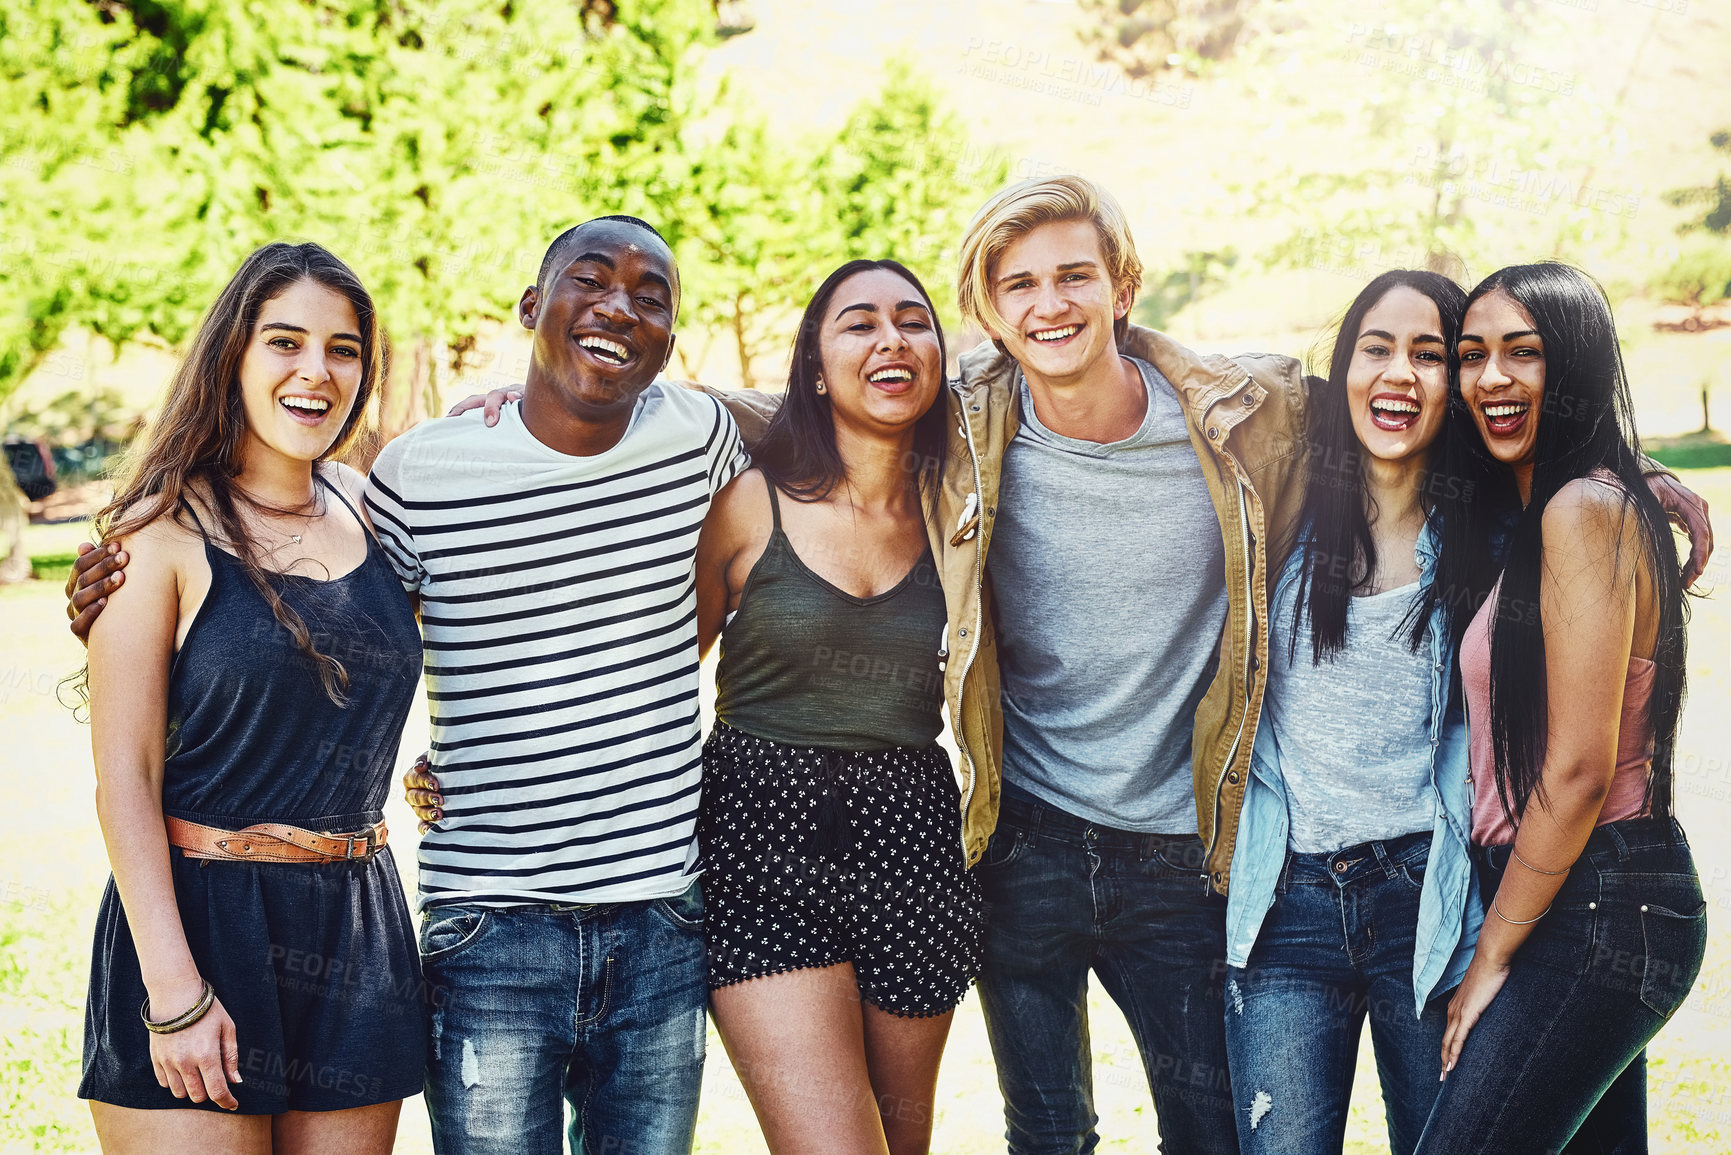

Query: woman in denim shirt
1224 270 1484 1155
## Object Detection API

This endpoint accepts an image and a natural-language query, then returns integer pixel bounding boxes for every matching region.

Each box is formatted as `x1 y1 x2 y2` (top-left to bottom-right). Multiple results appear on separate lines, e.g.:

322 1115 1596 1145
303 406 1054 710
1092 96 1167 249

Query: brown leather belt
165 817 388 864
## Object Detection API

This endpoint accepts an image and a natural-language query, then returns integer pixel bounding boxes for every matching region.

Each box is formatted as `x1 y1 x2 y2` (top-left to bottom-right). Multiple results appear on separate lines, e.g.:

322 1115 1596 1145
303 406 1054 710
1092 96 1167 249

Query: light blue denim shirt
1225 518 1484 1017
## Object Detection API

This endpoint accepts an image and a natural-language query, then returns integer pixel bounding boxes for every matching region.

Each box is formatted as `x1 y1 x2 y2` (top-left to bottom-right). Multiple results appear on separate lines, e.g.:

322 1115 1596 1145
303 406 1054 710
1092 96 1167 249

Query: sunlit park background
4 0 1731 1150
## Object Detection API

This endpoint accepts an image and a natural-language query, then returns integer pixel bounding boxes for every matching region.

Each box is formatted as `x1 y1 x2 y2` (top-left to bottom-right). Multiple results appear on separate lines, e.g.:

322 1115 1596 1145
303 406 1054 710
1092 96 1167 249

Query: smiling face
1344 286 1450 467
1458 290 1546 473
985 218 1132 387
236 278 365 469
520 219 677 417
817 267 944 436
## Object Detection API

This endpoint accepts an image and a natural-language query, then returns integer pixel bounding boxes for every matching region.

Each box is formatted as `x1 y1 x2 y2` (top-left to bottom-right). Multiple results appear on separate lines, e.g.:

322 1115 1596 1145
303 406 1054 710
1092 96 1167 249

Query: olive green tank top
714 484 948 751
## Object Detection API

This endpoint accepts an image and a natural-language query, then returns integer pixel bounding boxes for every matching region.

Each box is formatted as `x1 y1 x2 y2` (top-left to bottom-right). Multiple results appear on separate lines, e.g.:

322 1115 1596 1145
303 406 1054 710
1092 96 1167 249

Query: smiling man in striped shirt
366 215 745 1155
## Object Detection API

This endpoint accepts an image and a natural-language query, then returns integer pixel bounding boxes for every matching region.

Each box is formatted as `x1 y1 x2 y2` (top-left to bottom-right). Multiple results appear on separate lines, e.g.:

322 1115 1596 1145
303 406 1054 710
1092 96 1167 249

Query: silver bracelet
1491 895 1552 926
1511 848 1570 876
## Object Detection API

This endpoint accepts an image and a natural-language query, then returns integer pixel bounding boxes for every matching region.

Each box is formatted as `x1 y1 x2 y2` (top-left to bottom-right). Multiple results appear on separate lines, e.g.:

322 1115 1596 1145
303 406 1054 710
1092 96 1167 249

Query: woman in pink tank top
1413 264 1706 1155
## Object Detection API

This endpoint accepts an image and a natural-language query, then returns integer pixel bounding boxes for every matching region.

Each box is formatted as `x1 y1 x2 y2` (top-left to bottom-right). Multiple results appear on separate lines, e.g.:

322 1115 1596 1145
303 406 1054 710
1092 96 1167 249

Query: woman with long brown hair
76 242 425 1153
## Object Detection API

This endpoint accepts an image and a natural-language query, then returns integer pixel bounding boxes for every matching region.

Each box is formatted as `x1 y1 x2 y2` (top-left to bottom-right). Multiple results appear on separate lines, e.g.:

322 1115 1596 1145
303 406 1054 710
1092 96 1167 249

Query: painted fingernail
98 598 107 606
431 810 443 822
432 795 443 806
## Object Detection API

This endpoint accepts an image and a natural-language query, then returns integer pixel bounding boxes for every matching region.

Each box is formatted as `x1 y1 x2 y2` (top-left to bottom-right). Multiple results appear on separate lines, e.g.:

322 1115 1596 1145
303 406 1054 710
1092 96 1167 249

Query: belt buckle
343 826 378 860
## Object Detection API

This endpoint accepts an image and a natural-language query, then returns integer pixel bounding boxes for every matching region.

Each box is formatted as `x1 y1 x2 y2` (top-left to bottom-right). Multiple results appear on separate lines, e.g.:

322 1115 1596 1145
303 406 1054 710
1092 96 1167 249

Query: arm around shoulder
682 382 783 452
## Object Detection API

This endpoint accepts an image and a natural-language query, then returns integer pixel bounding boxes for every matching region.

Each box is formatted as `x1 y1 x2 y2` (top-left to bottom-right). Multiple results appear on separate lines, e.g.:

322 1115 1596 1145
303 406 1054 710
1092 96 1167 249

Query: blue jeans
976 785 1238 1155
1223 830 1449 1155
1415 818 1707 1155
420 881 708 1155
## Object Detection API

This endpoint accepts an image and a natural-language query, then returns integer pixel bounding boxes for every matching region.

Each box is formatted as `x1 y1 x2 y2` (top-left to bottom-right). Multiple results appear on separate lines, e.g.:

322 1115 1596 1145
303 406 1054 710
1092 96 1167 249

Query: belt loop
1604 822 1631 862
1029 799 1044 841
1372 840 1399 880
1277 852 1293 896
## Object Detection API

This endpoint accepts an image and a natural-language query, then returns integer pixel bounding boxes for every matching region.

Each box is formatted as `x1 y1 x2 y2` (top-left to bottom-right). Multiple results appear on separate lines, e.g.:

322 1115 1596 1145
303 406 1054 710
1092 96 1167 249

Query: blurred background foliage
1 0 1729 569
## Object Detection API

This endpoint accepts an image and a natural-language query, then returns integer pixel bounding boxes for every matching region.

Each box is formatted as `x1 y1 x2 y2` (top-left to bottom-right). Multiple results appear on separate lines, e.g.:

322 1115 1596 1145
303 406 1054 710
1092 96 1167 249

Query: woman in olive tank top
692 260 985 1155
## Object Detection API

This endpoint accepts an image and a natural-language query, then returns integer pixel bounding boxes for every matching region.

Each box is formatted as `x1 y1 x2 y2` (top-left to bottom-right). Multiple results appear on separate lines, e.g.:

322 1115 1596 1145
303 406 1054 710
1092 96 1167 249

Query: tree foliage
0 0 997 414
1664 130 1731 237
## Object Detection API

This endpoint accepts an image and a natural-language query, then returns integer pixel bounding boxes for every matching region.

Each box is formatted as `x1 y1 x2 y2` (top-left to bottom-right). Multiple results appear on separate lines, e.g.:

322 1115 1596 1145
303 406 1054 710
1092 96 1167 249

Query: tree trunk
0 463 33 584
733 292 755 391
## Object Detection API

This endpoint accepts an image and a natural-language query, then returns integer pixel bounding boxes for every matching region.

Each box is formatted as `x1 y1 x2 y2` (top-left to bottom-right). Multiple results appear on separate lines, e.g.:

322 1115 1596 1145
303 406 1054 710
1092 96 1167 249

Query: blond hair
956 175 1144 344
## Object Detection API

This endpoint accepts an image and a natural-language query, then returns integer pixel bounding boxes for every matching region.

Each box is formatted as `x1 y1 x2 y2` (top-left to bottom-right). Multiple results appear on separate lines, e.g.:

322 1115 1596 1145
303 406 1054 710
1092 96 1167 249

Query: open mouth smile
1480 400 1530 437
1368 395 1421 432
866 365 918 393
576 334 635 366
279 395 333 425
1030 324 1081 345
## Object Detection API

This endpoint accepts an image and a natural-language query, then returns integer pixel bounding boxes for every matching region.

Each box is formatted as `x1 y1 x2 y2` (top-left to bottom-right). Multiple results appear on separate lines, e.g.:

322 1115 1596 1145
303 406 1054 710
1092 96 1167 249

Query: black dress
80 482 427 1113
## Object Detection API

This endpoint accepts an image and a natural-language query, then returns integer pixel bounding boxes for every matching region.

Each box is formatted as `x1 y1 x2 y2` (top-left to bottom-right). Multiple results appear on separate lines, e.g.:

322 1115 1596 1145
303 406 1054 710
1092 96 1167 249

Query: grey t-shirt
990 357 1227 834
1263 576 1437 854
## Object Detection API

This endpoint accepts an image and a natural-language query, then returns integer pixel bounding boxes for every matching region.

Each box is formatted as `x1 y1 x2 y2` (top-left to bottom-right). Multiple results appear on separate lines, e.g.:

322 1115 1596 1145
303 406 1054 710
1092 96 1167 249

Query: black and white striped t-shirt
366 384 746 910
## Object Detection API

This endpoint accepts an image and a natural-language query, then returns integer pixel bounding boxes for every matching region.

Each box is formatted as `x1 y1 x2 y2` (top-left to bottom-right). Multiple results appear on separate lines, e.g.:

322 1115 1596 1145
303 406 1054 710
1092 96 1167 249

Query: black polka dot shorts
698 722 985 1018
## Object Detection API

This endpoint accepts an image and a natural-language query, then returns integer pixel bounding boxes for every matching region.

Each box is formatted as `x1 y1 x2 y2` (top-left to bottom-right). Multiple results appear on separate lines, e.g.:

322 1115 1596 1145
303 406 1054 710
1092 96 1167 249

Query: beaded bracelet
141 980 215 1034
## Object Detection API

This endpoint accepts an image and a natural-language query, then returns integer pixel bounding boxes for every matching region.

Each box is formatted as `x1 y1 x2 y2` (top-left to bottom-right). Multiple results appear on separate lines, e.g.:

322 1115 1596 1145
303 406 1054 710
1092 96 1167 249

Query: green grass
28 554 77 586
1647 437 1731 472
0 895 94 1153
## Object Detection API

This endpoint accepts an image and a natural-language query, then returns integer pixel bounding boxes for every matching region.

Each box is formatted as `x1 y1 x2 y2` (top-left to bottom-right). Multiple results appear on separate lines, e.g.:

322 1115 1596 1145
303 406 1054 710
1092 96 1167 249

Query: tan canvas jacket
948 324 1310 894
701 323 1307 891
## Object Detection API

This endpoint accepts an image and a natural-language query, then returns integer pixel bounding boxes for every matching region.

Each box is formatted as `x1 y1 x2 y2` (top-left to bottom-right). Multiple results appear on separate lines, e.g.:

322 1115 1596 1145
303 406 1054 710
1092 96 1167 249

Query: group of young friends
63 173 1715 1155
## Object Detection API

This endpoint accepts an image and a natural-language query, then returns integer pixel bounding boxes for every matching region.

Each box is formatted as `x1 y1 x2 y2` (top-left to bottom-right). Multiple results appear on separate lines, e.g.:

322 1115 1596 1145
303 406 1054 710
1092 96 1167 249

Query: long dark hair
755 259 949 502
1449 262 1687 824
1290 270 1466 664
89 242 387 705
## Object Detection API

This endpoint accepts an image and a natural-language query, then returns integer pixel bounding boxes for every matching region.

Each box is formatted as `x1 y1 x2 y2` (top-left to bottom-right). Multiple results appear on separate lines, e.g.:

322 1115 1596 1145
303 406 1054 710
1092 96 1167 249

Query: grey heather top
989 356 1227 834
1263 576 1437 854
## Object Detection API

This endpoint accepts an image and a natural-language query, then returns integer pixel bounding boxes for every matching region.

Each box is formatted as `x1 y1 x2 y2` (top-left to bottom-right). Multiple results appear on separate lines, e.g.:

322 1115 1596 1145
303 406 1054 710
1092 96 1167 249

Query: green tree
1664 130 1731 237
815 61 1009 330
1654 130 1731 325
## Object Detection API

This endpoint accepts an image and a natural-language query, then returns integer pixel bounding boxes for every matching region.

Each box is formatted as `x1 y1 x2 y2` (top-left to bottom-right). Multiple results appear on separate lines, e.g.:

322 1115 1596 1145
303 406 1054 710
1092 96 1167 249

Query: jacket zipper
1206 471 1257 880
1202 381 1260 887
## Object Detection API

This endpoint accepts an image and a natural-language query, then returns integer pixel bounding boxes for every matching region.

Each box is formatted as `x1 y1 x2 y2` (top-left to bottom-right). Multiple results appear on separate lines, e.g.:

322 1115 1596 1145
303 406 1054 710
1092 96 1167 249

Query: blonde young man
944 176 1303 1154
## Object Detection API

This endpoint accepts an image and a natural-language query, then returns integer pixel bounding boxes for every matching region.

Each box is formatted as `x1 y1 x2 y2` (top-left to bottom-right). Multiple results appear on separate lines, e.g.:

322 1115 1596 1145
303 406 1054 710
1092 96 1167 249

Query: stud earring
815 379 826 394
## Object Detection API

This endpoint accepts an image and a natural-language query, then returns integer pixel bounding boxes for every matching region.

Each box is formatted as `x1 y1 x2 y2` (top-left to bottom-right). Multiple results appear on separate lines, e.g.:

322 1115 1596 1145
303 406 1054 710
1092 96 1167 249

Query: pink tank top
1461 578 1655 846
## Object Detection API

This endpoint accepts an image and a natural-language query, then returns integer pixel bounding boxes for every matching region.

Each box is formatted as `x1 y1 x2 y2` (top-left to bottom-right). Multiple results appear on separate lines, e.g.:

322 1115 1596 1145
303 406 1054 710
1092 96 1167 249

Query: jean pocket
419 907 489 964
655 880 705 932
1519 899 1595 976
1638 896 1707 1019
1151 837 1209 876
977 827 1027 871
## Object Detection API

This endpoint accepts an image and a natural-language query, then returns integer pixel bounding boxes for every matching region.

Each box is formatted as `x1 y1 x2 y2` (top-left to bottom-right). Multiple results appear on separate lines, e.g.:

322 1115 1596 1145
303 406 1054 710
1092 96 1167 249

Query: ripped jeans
419 881 708 1155
1222 830 1448 1155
